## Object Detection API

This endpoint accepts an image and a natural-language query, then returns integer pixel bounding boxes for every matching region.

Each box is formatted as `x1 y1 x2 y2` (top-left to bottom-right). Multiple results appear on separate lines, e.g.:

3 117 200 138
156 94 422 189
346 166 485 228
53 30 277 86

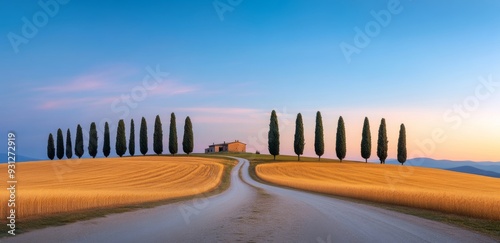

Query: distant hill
386 158 500 175
446 166 500 178
0 153 41 163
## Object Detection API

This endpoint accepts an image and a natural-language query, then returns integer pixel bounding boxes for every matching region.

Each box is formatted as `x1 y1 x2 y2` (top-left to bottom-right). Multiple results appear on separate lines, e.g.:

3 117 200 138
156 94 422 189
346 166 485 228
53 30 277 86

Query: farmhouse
205 140 246 153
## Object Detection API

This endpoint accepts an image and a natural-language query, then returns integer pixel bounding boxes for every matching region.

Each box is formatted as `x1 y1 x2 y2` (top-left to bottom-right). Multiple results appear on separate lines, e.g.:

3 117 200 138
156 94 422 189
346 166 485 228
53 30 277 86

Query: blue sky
1 0 500 161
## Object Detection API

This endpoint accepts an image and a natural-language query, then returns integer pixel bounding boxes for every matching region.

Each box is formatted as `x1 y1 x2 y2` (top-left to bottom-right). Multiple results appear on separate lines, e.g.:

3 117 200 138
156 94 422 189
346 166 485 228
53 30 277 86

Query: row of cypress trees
47 113 194 160
362 117 406 165
268 110 407 165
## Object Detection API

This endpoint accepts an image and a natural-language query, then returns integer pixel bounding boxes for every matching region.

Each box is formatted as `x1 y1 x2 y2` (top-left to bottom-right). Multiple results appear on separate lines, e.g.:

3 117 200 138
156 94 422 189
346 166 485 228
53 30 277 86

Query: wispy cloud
38 97 92 110
32 66 198 111
37 97 118 110
35 66 138 93
176 107 266 124
36 79 106 93
177 107 262 115
191 115 258 124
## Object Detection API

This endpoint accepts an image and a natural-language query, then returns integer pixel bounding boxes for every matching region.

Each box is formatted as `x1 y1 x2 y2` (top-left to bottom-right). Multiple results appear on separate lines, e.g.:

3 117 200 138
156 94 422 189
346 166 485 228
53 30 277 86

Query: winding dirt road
3 157 496 242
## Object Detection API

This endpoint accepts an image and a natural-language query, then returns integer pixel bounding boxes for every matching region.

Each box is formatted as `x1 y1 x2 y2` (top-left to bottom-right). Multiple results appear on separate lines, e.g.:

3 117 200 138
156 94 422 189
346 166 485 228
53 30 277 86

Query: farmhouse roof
209 140 246 147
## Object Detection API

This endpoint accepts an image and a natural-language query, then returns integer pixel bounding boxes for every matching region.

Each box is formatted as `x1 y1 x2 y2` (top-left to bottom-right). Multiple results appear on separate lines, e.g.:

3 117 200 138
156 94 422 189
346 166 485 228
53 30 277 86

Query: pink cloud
37 96 120 110
38 97 94 110
178 107 261 115
35 66 138 93
174 107 267 124
33 66 200 111
191 115 258 124
37 80 105 93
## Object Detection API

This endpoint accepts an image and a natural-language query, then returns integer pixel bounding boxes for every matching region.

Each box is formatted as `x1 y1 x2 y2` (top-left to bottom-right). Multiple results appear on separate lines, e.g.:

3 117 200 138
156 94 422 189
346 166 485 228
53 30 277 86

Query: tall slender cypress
140 117 148 155
377 118 388 164
314 111 324 161
88 122 98 158
153 115 163 155
397 123 407 165
66 129 73 159
169 113 178 156
294 113 305 161
268 110 280 160
182 116 194 155
56 128 64 160
103 122 111 158
361 117 371 163
129 119 135 156
116 119 127 157
47 133 55 160
336 116 346 162
75 124 84 158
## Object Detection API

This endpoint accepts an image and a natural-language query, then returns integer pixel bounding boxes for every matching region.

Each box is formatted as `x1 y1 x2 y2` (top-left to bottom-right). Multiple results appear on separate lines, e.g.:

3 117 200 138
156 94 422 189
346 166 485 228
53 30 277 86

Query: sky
1 0 500 162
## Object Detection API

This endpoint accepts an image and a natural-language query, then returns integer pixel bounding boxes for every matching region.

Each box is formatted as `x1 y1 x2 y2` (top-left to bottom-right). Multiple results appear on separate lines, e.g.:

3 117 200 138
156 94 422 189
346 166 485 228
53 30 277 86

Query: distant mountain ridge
446 166 500 178
386 157 500 177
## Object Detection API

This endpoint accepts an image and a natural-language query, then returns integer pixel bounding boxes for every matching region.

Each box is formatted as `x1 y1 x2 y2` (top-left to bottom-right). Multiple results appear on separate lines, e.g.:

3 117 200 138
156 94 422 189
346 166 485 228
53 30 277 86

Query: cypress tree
268 110 280 160
397 123 407 165
169 112 178 156
88 122 98 158
116 119 127 157
361 117 371 163
129 119 135 156
182 116 194 155
140 117 148 155
75 124 84 158
47 133 55 160
66 129 73 159
314 111 324 161
377 118 388 164
336 116 346 162
103 122 111 158
56 128 64 160
153 115 163 155
294 113 305 161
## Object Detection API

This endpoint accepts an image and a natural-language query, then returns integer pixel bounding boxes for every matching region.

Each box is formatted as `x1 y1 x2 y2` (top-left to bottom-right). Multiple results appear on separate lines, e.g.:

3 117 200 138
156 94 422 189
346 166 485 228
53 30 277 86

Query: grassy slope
220 152 500 240
257 162 500 220
0 155 236 236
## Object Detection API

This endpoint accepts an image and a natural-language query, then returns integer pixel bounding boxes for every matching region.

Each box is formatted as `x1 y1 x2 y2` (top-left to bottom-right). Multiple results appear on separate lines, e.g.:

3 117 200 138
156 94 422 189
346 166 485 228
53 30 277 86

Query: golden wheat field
256 162 500 220
0 156 225 219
